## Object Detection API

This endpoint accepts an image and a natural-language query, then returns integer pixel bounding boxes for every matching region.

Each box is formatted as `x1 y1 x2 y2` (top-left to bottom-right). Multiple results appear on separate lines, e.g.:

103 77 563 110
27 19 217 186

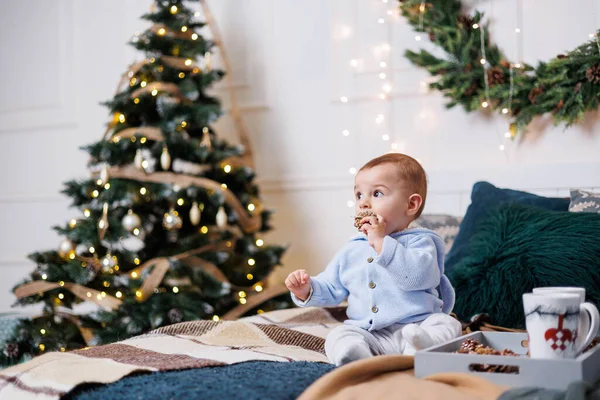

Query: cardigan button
367 257 374 263
371 306 378 313
369 281 376 289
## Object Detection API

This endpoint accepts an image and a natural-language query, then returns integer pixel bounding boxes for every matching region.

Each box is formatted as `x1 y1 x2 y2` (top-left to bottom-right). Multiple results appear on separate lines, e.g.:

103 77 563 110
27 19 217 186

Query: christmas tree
2 0 289 366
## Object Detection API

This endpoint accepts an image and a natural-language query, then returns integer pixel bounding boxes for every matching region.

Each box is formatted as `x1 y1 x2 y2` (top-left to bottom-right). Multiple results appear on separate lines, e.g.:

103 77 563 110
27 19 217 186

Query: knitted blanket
0 307 345 400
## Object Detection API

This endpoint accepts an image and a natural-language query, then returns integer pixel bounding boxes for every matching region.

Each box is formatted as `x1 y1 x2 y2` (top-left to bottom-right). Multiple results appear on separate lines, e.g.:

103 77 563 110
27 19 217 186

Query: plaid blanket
0 307 345 400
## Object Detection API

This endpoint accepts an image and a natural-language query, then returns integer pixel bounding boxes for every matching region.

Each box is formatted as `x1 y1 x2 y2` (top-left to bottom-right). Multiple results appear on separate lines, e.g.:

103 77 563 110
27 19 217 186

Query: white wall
1 0 599 311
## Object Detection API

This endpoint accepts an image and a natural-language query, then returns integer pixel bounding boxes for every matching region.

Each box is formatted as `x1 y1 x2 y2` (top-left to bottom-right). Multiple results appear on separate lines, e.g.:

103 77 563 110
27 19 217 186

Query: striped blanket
0 307 345 400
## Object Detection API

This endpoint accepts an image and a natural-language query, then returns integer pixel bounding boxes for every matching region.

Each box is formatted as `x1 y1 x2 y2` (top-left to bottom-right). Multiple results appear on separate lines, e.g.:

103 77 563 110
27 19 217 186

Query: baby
285 153 461 366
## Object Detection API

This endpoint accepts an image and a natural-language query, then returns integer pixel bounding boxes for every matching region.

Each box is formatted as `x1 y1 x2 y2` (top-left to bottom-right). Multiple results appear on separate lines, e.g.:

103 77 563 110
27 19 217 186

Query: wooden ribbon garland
108 165 261 233
222 284 289 320
14 281 122 311
199 0 255 169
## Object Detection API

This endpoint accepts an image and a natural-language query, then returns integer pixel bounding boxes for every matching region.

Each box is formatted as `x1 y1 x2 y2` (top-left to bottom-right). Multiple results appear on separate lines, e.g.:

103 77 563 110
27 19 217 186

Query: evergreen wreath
399 0 600 137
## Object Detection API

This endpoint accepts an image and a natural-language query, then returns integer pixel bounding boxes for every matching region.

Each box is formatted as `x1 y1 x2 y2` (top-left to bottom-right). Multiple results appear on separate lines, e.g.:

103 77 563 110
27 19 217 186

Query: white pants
324 313 461 366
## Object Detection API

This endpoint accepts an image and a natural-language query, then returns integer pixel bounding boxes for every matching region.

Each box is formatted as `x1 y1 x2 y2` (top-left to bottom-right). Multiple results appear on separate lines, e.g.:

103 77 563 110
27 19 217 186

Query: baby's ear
406 194 423 216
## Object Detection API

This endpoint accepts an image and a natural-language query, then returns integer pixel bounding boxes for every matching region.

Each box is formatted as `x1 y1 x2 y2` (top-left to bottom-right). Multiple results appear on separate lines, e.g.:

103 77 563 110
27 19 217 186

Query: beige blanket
0 307 344 399
0 306 511 400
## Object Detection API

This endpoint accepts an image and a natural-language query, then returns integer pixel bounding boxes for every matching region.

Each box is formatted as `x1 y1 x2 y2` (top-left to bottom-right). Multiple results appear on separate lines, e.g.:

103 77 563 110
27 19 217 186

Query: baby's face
354 164 414 235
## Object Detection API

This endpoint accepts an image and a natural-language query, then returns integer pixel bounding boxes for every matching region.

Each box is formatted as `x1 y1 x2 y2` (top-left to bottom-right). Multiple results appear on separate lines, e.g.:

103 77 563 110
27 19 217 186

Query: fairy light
104 183 110 190
136 291 142 298
342 129 350 137
177 198 184 206
379 61 387 68
340 96 349 103
42 274 47 280
140 81 147 88
415 1 426 41
223 164 232 173
181 26 188 32
83 209 91 217
247 203 256 211
131 272 138 278
134 257 140 265
379 72 386 79
192 33 199 40
89 246 95 254
247 274 254 280
200 226 208 234
133 228 140 236
140 187 147 195
240 298 247 304
382 134 390 141
157 28 166 36
248 258 256 266
256 239 264 247
116 291 122 298
170 5 178 14
377 18 385 24
58 293 64 299
255 285 263 292
238 291 246 298
349 59 358 67
212 315 220 321
39 344 45 351
221 183 227 189
172 287 179 293
86 292 92 298
69 219 77 228
347 201 354 208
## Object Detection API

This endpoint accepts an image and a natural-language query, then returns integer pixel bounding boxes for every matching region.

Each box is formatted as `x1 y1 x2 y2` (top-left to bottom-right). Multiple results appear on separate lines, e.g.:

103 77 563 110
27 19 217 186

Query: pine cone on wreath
554 99 564 113
557 54 568 59
487 66 505 86
586 64 600 84
464 83 479 96
528 87 544 104
457 15 476 30
574 82 583 93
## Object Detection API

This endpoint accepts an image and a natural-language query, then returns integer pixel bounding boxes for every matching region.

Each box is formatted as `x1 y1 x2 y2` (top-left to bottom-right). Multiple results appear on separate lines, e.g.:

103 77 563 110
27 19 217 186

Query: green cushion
448 204 600 329
445 182 570 275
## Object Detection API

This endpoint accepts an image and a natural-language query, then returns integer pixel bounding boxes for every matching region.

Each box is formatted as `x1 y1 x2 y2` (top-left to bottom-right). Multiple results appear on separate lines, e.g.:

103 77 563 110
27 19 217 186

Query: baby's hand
285 269 312 301
359 215 385 252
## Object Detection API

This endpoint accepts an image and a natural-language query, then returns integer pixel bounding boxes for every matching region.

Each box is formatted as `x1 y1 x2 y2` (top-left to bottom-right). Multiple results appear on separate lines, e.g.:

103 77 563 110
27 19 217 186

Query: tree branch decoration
399 0 600 137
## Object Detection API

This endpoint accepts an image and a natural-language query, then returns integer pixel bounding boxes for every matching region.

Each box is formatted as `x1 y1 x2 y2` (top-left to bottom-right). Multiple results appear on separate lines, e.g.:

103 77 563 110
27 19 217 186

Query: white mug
523 292 600 359
533 287 599 351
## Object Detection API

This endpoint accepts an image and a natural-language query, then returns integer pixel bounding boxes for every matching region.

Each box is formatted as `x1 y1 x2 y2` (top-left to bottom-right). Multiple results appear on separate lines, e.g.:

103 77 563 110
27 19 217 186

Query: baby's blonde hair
359 153 428 218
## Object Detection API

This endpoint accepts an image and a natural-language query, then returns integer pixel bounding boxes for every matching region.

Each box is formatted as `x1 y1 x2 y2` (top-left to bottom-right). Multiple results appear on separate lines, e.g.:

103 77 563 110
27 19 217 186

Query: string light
382 134 390 141
223 164 232 173
192 33 199 40
134 257 140 265
140 187 147 195
151 89 158 96
349 59 358 67
238 291 246 298
157 28 166 36
140 81 147 88
104 183 110 190
116 291 122 298
135 291 142 298
89 246 95 253
177 198 184 206
83 209 91 217
172 287 179 293
248 258 256 266
69 219 77 228
170 5 178 14
39 344 45 351
247 203 256 211
379 61 387 68
256 239 264 247
131 271 138 278
42 274 47 280
181 26 188 32
40 329 46 335
200 226 208 234
349 167 357 175
342 129 350 136
58 293 64 299
247 274 254 280
212 315 220 321
378 18 385 24
340 96 349 103
240 298 247 304
221 183 227 189
255 285 263 292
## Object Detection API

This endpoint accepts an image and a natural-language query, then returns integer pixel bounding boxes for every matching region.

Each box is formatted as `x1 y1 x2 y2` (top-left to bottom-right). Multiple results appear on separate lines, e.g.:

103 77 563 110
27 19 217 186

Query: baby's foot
402 324 434 351
333 344 372 366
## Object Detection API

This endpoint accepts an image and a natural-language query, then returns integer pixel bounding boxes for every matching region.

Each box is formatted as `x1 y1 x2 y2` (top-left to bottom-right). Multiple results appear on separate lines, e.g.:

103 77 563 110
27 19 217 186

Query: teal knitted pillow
448 205 600 329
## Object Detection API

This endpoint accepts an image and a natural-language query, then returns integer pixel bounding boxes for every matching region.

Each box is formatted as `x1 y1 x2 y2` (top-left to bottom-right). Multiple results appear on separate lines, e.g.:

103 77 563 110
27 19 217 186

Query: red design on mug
544 314 574 352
